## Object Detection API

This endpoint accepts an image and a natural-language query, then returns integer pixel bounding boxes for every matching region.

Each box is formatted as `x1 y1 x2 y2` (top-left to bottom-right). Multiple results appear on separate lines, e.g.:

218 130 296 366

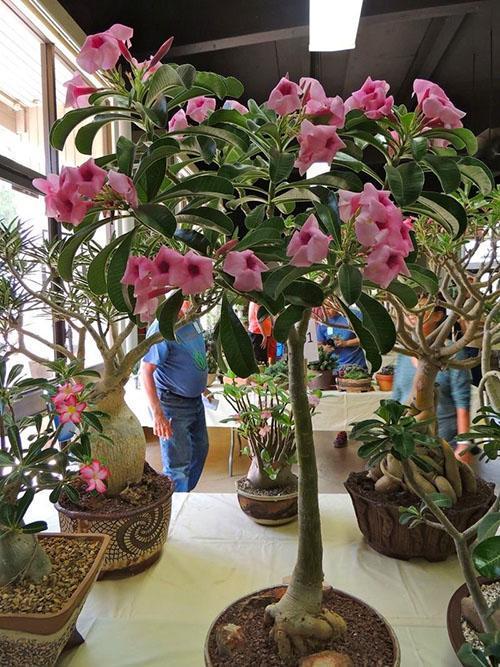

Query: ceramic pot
446 578 493 665
56 465 173 578
375 373 394 392
236 482 298 526
308 370 333 391
337 377 372 393
204 585 401 666
0 533 108 667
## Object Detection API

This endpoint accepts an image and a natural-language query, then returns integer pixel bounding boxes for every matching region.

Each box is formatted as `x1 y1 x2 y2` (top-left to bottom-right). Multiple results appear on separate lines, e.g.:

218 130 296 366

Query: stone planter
308 369 333 390
375 373 394 392
0 533 108 667
204 585 401 666
236 481 298 526
337 377 372 393
345 471 495 561
56 467 174 578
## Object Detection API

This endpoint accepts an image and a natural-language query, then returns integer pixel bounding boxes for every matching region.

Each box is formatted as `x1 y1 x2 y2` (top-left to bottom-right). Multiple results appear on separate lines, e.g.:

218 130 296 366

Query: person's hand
260 335 268 350
153 410 173 439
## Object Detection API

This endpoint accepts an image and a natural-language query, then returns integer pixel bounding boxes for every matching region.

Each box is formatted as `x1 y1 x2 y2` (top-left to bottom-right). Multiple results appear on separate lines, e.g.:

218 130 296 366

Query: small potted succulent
375 364 394 392
346 399 495 561
308 347 337 390
223 373 319 525
337 363 372 393
0 360 109 666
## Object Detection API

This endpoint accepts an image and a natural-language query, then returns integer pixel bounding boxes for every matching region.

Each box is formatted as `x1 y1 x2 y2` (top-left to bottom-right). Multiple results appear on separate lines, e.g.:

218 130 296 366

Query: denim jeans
158 391 209 492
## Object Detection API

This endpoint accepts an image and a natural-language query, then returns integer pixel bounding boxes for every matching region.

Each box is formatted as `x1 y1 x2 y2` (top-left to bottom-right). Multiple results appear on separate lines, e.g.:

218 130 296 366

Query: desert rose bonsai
33 22 493 662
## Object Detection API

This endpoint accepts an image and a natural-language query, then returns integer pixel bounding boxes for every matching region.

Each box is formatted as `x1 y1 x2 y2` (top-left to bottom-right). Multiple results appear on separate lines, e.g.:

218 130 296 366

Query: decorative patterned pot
375 373 394 392
345 472 495 561
0 533 108 667
236 482 298 526
308 370 333 390
337 377 372 393
56 468 174 578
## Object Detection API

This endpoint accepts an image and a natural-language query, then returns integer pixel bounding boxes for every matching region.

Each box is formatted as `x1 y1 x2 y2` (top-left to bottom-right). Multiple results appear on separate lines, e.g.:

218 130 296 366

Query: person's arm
449 364 471 436
141 361 173 439
336 337 360 348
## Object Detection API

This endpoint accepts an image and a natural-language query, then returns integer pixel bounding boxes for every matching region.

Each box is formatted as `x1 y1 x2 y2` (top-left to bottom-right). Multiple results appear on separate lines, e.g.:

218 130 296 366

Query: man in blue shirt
316 305 367 369
141 316 209 492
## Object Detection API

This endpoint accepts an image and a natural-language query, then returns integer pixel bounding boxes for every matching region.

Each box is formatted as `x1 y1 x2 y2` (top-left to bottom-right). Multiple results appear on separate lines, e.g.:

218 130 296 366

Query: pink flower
223 100 249 114
79 460 110 494
53 382 84 406
305 96 345 128
152 246 184 287
364 244 410 288
294 120 346 176
72 159 107 198
261 410 272 420
149 36 174 68
223 250 269 292
413 79 465 129
131 56 161 80
345 76 394 120
56 395 87 424
259 424 271 438
33 169 93 226
352 183 401 247
186 96 216 123
168 109 189 136
338 190 362 223
267 77 302 116
170 251 214 295
63 73 96 108
108 171 138 208
308 394 320 408
286 214 332 267
121 256 157 285
77 24 134 74
299 77 326 104
134 292 159 322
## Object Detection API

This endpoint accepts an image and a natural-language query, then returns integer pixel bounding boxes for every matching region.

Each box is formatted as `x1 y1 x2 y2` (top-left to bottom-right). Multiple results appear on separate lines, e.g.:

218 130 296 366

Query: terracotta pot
236 481 298 526
204 585 401 666
0 533 108 667
337 377 372 393
308 369 333 390
447 578 492 665
345 472 495 561
375 373 394 392
56 466 173 578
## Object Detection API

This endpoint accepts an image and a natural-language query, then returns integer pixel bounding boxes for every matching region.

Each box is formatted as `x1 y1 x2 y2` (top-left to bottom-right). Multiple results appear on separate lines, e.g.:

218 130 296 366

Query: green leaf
263 266 316 300
472 536 500 579
451 128 478 155
116 136 136 176
174 228 210 254
146 64 183 104
176 64 196 88
159 174 234 200
426 492 453 509
219 294 258 378
422 128 477 155
224 76 244 98
87 235 128 295
75 116 128 154
339 300 381 372
57 218 107 281
233 224 283 252
314 200 341 246
176 207 234 235
476 512 500 543
21 521 47 534
269 149 295 184
134 204 176 237
385 162 424 206
411 137 428 161
194 71 227 98
245 204 266 229
385 280 418 308
0 451 14 464
283 279 324 307
338 264 362 305
106 230 136 314
15 489 35 522
457 643 491 667
289 171 363 193
457 157 495 194
50 106 126 150
169 125 248 150
416 192 467 238
273 305 305 342
406 263 439 295
421 154 461 193
157 289 184 341
356 292 396 355
133 142 178 183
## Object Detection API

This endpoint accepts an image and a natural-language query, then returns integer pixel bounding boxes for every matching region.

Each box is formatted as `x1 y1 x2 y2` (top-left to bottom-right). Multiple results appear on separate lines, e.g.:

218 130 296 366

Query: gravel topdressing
462 582 500 652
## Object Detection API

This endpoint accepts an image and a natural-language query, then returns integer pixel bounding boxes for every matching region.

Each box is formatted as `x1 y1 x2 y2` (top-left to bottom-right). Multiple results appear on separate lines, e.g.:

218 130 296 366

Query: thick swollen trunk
91 385 146 496
246 458 296 490
0 533 52 585
410 359 439 430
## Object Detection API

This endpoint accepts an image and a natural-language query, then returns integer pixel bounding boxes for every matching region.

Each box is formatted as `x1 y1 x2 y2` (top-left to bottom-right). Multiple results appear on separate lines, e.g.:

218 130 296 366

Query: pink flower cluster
79 460 110 494
33 162 138 226
413 79 465 129
223 250 269 291
52 382 87 425
168 94 230 136
286 214 332 267
339 183 413 288
345 77 394 120
122 247 214 321
77 24 134 74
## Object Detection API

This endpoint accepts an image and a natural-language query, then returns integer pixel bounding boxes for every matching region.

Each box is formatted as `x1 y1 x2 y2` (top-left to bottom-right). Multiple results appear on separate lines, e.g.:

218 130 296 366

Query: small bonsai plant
0 359 106 585
378 364 394 376
338 363 371 380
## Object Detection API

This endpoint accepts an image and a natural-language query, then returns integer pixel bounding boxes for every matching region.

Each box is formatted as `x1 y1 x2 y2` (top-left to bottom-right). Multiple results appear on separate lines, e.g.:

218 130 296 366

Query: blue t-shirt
317 312 367 369
143 320 208 398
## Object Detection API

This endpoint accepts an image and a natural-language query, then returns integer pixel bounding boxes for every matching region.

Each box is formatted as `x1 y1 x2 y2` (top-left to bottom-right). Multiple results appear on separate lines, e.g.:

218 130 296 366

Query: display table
41 493 464 667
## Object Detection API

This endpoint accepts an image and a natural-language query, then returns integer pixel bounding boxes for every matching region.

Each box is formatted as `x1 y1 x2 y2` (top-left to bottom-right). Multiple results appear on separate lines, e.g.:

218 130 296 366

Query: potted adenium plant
34 21 492 664
308 347 337 390
0 360 109 666
337 363 372 393
375 364 394 391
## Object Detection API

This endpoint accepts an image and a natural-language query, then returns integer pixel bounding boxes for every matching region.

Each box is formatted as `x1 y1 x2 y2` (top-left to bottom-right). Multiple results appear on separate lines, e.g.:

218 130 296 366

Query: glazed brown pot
0 533 108 667
204 585 401 666
447 578 492 665
375 373 394 392
236 482 298 526
337 377 372 393
345 472 495 561
308 369 333 390
56 468 174 578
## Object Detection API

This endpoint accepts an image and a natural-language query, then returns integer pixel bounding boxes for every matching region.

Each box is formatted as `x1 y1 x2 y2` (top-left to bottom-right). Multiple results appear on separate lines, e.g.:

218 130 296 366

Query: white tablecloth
39 493 464 667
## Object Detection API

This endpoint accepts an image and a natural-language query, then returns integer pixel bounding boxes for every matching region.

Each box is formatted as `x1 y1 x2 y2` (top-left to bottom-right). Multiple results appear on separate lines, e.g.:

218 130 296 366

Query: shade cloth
34 493 465 667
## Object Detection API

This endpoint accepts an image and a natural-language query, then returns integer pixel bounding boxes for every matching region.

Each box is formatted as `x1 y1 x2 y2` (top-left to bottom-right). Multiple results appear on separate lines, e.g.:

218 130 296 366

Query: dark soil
207 586 396 666
237 477 298 497
58 463 173 514
346 471 493 512
0 537 99 615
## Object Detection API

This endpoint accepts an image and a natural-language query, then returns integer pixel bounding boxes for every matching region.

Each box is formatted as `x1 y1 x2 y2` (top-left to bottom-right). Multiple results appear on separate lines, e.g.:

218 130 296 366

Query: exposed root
265 601 347 663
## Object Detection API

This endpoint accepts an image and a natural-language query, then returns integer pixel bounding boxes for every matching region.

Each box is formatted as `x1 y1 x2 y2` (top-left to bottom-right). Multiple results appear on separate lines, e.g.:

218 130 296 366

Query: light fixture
309 0 363 52
306 162 330 179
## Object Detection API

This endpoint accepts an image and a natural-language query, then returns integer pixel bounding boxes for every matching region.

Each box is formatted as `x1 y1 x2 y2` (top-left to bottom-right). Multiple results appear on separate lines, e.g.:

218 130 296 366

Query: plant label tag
304 320 319 362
